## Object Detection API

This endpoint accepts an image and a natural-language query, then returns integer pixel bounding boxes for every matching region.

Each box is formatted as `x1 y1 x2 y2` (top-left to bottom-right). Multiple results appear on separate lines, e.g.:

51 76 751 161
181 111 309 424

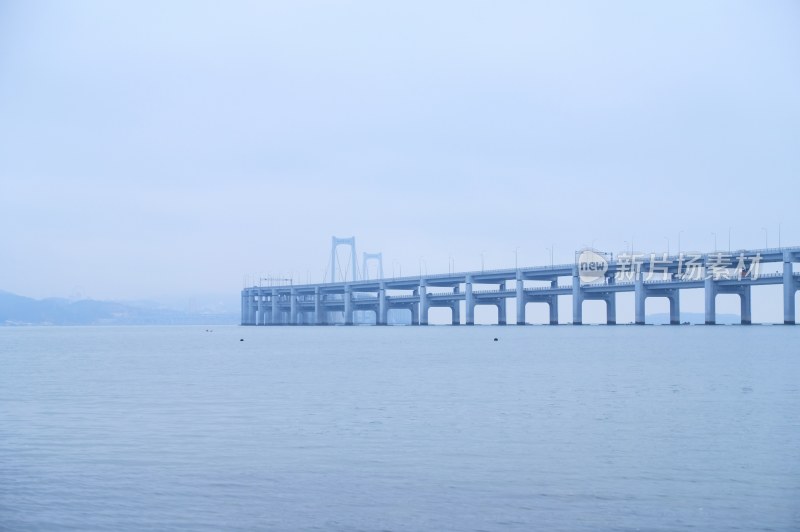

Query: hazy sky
1 1 798 314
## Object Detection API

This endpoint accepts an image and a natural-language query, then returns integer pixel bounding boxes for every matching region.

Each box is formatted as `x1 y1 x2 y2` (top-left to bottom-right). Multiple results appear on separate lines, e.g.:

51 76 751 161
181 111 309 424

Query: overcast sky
1 1 798 317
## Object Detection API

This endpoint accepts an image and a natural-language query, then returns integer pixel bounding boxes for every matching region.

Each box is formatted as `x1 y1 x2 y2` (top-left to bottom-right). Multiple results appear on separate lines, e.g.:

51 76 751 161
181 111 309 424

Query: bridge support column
264 293 271 325
419 283 429 325
266 296 273 325
497 302 507 325
740 286 751 325
635 273 645 325
549 280 559 325
784 253 796 325
549 296 559 325
465 277 474 325
704 276 716 325
289 288 297 325
515 275 525 325
271 289 279 325
314 287 323 325
606 293 616 325
344 286 353 325
497 282 507 325
605 276 616 324
378 285 387 325
256 291 264 325
669 290 680 325
572 269 583 325
451 286 461 325
242 291 249 325
248 291 257 325
451 301 460 325
410 304 419 325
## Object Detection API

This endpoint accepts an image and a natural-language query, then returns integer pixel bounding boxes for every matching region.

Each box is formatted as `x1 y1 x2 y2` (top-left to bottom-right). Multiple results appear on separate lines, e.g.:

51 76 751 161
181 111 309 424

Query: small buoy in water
240 338 244 342
493 337 498 341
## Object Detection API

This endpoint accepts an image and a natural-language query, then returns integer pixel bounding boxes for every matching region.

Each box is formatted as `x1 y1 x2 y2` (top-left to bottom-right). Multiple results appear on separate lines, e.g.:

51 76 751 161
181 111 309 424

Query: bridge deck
243 247 800 325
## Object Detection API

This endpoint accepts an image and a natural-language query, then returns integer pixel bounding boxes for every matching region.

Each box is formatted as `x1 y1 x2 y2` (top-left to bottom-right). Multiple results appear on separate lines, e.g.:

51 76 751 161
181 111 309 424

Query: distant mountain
0 290 238 326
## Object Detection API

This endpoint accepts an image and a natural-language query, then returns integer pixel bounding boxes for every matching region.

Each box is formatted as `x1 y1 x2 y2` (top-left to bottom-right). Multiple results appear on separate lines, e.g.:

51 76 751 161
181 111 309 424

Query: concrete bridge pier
289 288 297 325
242 290 251 325
465 276 475 325
635 273 645 325
549 280 559 324
785 252 796 324
450 301 460 325
515 275 525 325
669 290 680 325
419 283 429 325
344 286 353 325
410 302 419 325
314 288 323 325
572 269 583 325
267 301 275 325
271 289 279 325
704 276 717 325
606 293 616 325
248 291 257 325
378 285 387 325
497 282 507 325
451 286 461 325
549 295 559 325
265 294 273 325
605 276 616 325
256 291 264 325
740 286 751 325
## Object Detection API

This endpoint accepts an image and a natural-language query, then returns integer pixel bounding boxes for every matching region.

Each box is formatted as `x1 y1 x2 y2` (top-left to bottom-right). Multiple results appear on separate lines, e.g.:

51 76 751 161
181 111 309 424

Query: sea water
1 325 798 531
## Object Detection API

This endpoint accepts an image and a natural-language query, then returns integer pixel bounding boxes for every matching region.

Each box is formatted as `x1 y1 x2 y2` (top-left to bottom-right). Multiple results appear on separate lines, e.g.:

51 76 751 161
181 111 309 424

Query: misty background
1 1 798 323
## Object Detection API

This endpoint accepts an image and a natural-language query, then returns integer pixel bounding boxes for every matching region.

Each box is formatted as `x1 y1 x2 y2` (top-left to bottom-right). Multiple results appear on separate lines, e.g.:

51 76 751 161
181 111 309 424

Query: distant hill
0 290 238 326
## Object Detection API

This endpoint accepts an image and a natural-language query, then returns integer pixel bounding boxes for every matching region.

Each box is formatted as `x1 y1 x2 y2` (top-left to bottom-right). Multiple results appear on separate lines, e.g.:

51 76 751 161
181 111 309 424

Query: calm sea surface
1 325 798 531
